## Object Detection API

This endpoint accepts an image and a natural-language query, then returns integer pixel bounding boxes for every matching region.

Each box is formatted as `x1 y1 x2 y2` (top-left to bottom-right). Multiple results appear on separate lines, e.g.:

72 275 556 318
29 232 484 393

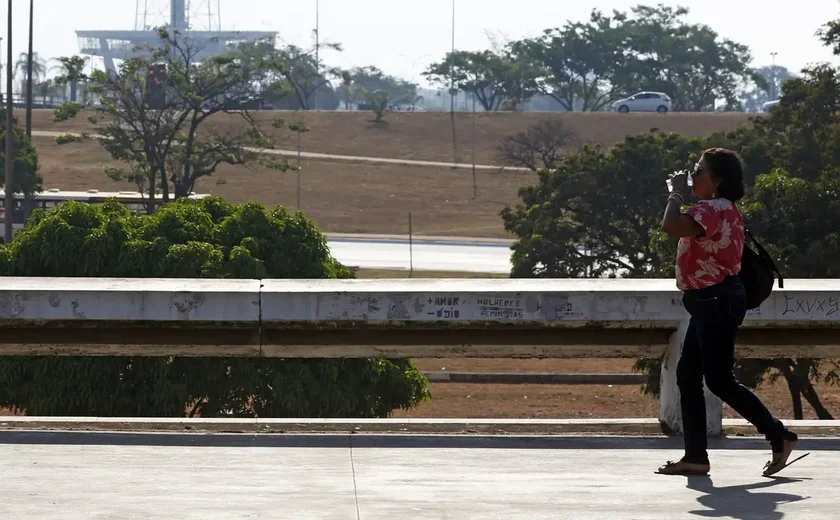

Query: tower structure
170 0 188 31
76 0 276 72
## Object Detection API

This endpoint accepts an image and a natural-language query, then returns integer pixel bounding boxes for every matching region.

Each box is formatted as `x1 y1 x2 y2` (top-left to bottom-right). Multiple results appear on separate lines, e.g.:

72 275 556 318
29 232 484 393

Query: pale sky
4 0 840 87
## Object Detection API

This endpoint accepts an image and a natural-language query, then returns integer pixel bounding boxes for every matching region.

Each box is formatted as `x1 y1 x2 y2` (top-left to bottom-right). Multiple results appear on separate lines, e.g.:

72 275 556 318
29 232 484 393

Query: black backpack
739 230 783 310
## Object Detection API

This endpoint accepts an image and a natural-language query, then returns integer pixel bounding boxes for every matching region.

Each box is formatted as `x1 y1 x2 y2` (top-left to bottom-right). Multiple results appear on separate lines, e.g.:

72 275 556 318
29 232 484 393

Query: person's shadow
685 476 810 520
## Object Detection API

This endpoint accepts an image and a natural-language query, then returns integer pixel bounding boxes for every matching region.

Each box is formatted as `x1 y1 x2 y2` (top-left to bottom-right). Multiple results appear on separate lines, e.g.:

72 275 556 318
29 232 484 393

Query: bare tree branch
54 27 294 212
496 119 575 171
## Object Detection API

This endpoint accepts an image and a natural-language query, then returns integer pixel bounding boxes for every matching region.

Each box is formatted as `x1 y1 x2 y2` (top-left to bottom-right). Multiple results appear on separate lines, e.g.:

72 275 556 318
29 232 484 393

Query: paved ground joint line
349 435 361 520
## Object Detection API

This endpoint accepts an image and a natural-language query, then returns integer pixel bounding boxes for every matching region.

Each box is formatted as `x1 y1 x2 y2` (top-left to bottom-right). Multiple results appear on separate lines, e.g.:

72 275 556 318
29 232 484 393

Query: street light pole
5 0 14 243
770 52 778 101
449 0 456 157
297 129 301 209
471 93 476 199
314 0 319 110
26 0 34 139
449 0 455 113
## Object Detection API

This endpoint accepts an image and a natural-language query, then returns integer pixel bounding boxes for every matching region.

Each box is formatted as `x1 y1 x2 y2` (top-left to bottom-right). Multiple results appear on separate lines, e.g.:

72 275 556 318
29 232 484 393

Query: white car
612 92 672 113
760 100 780 113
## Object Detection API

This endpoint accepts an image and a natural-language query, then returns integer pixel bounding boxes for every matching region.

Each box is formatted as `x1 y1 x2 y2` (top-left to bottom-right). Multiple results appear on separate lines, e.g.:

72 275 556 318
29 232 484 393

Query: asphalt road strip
422 372 646 385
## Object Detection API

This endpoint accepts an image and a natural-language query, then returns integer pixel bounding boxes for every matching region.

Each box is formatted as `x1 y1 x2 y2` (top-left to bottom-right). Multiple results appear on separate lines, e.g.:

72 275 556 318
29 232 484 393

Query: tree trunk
70 82 77 103
790 385 803 420
291 84 308 110
547 92 572 112
174 179 192 199
145 189 156 215
795 359 834 419
22 194 34 222
800 378 834 419
785 373 803 420
157 161 170 204
777 359 803 419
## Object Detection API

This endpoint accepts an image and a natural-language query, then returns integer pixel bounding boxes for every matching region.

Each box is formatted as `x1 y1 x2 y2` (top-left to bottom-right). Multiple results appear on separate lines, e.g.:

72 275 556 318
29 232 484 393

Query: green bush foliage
0 197 429 417
501 61 840 418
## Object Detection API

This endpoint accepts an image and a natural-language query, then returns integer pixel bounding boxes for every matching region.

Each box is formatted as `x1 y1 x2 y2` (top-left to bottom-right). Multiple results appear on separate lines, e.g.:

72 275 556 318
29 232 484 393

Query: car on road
612 92 672 113
760 100 780 113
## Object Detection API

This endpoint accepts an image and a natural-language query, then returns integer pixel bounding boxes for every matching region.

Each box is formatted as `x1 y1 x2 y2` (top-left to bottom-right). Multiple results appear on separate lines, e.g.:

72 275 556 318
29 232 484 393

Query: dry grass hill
29 109 753 238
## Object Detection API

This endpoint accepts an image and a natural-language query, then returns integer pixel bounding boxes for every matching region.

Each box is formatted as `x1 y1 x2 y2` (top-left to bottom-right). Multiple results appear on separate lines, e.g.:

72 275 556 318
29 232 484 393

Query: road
31 130 529 171
326 234 512 273
0 431 834 519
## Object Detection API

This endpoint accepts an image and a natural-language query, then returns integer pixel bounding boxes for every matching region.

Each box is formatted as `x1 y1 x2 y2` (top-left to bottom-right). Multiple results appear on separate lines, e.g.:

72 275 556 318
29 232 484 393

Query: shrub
0 197 429 417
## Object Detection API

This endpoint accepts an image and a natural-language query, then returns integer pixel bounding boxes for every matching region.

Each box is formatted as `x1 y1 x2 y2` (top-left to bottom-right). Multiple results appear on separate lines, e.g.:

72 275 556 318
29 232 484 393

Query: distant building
76 0 276 72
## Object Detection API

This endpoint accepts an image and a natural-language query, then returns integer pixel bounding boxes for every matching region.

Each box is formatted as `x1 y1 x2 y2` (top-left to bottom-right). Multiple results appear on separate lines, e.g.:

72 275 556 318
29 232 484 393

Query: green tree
339 69 356 109
513 9 630 111
232 39 293 104
232 40 340 111
350 66 418 109
0 107 43 198
424 50 538 111
502 131 702 277
52 30 291 210
759 64 840 181
364 90 390 122
742 65 794 111
621 5 759 111
510 5 758 112
819 10 840 53
34 79 64 101
52 55 88 102
0 197 429 417
15 52 47 93
274 43 342 110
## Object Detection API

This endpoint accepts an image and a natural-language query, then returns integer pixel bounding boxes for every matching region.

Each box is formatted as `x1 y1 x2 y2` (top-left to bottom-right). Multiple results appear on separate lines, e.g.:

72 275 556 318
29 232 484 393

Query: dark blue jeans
678 276 790 463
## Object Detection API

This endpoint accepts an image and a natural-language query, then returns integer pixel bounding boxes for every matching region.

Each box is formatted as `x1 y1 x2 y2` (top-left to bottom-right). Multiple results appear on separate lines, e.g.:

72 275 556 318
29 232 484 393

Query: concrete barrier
0 277 262 356
0 277 838 434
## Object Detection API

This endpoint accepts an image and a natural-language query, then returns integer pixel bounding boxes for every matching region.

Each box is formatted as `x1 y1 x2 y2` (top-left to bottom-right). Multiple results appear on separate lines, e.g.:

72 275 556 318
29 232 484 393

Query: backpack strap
745 229 784 289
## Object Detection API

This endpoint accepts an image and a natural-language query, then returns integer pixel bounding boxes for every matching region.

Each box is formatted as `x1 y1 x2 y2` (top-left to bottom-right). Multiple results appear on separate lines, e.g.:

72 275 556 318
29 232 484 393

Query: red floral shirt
675 198 745 291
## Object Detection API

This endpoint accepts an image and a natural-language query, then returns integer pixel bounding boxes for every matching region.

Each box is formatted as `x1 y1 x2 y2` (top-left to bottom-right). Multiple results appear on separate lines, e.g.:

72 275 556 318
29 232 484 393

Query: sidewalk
0 432 835 519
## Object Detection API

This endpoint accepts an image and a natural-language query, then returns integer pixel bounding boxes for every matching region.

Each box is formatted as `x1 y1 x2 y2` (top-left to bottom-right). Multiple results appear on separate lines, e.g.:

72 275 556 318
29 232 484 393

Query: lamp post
4 0 14 243
448 0 456 157
471 93 476 199
26 0 34 139
449 0 455 114
313 0 319 110
520 57 525 112
770 52 778 101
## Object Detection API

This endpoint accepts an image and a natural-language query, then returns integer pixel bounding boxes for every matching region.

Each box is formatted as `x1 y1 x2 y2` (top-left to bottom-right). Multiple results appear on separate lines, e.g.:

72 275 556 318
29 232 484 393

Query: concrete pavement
0 432 836 519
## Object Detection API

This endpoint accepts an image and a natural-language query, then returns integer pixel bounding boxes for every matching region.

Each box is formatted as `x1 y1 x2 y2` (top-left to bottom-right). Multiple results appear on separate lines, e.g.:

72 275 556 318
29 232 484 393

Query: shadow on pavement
686 476 810 520
0 431 838 451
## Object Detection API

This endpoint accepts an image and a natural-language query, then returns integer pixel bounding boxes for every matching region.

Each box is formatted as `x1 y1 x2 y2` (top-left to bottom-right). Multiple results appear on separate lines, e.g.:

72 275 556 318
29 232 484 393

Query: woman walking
656 148 798 477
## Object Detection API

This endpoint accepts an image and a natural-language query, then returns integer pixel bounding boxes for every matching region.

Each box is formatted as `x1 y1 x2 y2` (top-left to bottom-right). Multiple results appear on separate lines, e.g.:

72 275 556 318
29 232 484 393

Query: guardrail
0 277 837 434
7 94 64 109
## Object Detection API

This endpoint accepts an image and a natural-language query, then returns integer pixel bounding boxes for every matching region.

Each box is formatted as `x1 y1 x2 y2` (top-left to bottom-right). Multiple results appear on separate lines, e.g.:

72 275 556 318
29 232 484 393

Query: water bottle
666 169 693 193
